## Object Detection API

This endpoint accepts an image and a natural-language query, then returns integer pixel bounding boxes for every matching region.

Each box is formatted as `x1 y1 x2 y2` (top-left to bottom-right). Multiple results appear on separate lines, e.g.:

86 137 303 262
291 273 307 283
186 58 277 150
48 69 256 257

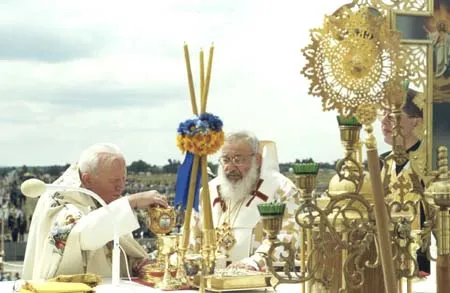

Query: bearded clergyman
193 131 300 271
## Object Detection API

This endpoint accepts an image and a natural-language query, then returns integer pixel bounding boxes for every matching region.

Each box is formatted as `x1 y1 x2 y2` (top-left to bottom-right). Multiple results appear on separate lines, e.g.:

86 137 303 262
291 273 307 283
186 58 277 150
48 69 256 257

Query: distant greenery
127 159 180 174
0 158 337 194
1 157 337 177
279 158 337 173
0 164 70 177
1 158 337 224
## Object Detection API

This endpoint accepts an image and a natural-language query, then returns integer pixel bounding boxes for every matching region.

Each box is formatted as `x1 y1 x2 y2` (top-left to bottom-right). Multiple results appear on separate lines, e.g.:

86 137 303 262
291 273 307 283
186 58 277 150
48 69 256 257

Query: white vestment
191 141 300 267
23 164 148 280
207 169 299 263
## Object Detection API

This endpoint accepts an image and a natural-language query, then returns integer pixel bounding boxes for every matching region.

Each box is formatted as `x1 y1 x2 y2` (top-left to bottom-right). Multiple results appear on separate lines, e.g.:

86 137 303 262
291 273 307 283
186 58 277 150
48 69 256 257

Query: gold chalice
140 207 176 285
155 234 182 290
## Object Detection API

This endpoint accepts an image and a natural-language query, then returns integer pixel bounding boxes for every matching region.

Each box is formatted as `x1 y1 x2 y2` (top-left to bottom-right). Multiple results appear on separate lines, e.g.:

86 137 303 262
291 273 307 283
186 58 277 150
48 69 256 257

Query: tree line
1 157 337 177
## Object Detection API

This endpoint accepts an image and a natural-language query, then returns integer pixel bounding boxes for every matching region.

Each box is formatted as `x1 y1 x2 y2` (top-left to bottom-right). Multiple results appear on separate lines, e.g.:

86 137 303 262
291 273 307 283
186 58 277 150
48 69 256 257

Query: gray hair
78 143 124 174
224 131 259 154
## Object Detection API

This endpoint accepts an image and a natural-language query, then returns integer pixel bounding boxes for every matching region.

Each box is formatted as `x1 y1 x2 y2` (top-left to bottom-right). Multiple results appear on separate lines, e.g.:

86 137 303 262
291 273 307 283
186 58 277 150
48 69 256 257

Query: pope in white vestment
23 143 166 280
193 132 300 270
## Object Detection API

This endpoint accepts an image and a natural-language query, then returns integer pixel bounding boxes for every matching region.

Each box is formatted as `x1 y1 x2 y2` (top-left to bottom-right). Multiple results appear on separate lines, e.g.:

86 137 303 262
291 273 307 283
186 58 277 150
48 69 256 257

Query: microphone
20 178 46 198
20 178 126 291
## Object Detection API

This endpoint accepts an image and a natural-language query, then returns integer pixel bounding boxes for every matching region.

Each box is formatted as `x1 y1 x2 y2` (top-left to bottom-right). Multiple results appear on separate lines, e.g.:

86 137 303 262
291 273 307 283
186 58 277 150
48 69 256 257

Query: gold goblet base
140 263 166 285
155 269 183 290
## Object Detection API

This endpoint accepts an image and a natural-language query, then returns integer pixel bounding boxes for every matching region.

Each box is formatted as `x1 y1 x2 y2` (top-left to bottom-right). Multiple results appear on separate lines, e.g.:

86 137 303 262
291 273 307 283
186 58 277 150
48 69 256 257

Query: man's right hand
128 191 168 209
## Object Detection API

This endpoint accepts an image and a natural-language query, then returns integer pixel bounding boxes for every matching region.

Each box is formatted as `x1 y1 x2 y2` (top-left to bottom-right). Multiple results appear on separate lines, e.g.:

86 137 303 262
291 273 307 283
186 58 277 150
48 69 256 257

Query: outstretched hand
133 257 152 276
128 190 168 209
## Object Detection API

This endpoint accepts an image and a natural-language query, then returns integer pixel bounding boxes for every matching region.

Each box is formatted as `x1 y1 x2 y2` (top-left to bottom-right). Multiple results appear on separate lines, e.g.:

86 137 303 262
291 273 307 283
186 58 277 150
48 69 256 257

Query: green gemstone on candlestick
257 202 286 216
336 116 361 126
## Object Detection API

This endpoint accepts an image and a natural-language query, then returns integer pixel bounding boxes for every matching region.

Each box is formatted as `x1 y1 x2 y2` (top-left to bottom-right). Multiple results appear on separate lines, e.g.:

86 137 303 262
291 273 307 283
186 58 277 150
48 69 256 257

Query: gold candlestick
175 244 189 286
257 202 297 289
296 174 317 202
329 117 372 206
261 215 284 241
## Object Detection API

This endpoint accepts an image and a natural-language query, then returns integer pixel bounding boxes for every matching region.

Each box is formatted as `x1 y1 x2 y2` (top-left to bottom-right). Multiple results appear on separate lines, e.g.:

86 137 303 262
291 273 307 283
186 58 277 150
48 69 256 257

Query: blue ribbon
174 152 201 211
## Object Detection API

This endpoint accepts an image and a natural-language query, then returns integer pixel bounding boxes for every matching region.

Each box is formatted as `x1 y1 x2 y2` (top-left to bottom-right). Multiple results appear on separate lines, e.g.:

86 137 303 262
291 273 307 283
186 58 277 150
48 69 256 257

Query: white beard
217 158 259 201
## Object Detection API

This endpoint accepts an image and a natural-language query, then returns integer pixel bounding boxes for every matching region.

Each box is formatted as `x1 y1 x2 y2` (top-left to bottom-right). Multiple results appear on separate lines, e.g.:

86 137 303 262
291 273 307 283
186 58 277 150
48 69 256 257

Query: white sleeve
76 197 140 251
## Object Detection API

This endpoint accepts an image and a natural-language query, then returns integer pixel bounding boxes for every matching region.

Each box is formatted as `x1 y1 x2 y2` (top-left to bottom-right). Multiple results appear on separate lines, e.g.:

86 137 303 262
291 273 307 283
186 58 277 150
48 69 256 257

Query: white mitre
259 140 280 174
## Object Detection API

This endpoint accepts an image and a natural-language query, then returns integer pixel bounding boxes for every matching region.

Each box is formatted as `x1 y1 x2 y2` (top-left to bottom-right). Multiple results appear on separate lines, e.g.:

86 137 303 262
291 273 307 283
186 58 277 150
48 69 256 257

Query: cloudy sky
0 0 390 167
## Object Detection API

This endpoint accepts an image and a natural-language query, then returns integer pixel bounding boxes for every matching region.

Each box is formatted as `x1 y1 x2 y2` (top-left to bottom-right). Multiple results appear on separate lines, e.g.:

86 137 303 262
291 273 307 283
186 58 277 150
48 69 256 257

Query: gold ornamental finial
301 6 406 116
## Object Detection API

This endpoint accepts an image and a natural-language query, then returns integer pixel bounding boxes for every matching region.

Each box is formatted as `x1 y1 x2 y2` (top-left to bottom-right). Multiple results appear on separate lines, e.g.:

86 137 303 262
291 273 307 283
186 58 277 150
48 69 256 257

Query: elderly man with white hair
23 143 168 280
194 131 299 271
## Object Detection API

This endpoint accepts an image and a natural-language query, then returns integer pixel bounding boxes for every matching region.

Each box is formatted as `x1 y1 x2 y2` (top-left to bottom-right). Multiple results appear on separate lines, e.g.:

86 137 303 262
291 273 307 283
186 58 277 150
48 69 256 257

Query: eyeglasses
218 153 255 166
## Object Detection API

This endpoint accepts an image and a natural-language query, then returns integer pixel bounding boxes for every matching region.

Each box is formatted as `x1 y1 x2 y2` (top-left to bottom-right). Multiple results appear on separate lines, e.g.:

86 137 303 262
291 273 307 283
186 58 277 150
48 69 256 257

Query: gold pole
198 44 216 272
307 229 313 293
366 148 397 293
439 210 450 263
183 43 198 115
200 156 216 272
200 49 205 101
437 209 450 293
407 278 412 293
201 44 214 114
341 232 347 290
180 156 200 251
425 146 450 293
355 109 397 293
301 228 306 293
200 157 213 229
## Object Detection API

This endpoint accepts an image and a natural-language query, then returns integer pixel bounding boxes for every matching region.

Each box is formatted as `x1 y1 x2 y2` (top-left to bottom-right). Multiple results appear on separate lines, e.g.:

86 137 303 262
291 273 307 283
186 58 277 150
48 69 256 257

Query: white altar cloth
0 277 437 292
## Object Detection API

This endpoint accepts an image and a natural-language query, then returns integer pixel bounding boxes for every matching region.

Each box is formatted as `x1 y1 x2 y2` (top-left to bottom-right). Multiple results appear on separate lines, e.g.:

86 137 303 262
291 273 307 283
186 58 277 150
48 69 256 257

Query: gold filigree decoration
216 222 236 258
353 0 429 14
383 81 407 108
403 45 427 90
288 193 377 290
355 104 378 125
301 6 406 116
